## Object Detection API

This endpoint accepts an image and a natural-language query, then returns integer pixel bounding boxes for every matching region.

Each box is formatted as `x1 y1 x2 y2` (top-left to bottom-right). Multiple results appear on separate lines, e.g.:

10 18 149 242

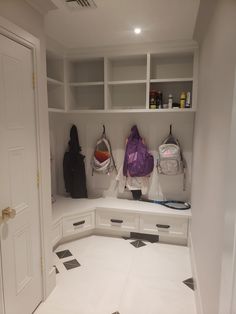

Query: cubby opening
108 55 147 82
151 53 194 80
108 83 146 110
68 58 104 83
69 85 104 110
150 81 193 107
46 52 64 82
47 83 65 110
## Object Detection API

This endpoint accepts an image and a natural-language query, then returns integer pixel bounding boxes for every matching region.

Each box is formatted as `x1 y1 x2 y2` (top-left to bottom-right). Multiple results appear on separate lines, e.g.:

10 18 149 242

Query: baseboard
189 232 204 314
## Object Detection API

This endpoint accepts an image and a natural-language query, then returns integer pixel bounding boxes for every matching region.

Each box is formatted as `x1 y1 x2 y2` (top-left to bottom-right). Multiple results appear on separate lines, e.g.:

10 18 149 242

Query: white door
0 34 42 314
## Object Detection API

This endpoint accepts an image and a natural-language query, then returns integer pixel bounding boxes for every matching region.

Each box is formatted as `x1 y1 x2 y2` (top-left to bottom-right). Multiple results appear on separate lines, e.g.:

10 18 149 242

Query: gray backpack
157 126 186 189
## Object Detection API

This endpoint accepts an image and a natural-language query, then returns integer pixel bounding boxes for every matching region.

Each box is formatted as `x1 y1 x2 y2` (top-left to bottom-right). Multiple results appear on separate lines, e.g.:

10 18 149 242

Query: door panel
0 34 42 314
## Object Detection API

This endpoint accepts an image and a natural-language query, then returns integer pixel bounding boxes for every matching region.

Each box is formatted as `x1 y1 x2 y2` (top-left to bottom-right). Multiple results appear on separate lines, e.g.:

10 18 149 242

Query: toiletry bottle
149 90 157 109
185 91 191 108
168 94 173 109
157 91 163 109
180 92 186 109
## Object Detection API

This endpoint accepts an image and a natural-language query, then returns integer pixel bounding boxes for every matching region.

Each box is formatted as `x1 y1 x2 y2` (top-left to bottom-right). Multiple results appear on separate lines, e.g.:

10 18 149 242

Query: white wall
49 112 194 201
191 0 236 313
219 69 236 314
0 0 55 298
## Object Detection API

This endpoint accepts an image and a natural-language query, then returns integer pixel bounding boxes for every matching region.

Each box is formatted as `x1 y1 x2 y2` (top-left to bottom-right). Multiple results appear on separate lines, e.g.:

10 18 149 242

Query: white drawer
140 214 188 239
63 211 95 237
52 220 62 247
96 209 139 232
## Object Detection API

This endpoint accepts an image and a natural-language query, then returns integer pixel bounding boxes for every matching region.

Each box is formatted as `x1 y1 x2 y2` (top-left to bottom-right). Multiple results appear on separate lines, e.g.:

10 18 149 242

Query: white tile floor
35 235 196 314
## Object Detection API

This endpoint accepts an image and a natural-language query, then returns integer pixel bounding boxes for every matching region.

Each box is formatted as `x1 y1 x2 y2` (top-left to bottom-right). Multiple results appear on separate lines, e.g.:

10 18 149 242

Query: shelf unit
46 51 65 111
46 49 198 113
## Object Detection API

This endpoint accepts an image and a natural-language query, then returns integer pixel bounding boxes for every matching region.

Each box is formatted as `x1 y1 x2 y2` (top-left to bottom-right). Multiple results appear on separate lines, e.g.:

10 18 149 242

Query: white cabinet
46 47 198 113
62 211 95 237
140 214 188 242
51 199 190 247
96 209 139 232
67 58 105 111
52 220 63 247
46 52 65 112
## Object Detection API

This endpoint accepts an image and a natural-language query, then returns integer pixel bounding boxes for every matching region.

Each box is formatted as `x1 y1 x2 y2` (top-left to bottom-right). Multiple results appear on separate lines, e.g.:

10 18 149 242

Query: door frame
0 16 54 314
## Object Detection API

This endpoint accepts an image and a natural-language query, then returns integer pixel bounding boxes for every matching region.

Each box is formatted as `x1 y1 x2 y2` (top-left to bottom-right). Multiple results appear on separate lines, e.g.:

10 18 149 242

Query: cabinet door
63 212 95 237
96 209 139 232
140 214 188 239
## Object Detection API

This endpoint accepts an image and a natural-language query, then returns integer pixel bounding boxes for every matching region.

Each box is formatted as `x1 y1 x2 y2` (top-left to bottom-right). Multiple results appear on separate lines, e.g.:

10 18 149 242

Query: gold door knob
2 207 16 221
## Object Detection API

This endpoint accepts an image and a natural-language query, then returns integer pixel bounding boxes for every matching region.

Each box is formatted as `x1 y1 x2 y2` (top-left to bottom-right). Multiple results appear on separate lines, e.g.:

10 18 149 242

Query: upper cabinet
67 58 104 111
46 52 65 111
46 48 198 113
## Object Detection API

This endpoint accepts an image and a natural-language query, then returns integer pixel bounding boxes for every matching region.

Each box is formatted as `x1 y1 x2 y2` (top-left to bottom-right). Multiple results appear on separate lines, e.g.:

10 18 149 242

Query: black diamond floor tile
130 232 159 243
130 240 146 248
183 277 195 290
112 312 120 314
122 236 131 240
56 249 72 259
63 259 81 270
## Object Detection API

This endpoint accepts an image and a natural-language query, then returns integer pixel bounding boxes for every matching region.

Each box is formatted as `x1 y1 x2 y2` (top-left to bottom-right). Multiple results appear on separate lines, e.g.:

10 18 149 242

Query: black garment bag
63 125 88 198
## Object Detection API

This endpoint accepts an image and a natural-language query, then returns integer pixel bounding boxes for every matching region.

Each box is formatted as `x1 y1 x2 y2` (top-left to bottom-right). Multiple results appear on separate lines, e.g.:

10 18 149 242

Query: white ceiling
45 0 200 50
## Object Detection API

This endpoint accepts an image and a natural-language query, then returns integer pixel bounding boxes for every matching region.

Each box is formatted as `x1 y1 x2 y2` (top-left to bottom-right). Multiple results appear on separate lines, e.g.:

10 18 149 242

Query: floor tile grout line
116 241 143 311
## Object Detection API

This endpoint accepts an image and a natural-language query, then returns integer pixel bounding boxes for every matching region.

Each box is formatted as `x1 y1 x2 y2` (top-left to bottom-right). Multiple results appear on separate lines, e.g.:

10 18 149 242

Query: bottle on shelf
185 91 191 108
149 90 157 109
168 94 173 109
157 91 163 109
180 92 186 109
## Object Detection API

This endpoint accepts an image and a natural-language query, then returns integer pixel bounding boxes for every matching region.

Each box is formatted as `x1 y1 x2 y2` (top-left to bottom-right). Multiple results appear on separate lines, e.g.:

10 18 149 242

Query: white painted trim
0 15 54 309
189 232 204 314
66 39 198 59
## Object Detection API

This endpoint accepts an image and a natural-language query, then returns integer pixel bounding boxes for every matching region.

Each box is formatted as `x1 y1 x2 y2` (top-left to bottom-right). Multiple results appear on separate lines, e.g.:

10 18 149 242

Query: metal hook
102 125 105 135
169 124 172 135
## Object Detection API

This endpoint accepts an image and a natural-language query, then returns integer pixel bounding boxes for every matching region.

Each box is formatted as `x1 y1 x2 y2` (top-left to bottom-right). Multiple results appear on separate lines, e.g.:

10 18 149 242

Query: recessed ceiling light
134 28 142 35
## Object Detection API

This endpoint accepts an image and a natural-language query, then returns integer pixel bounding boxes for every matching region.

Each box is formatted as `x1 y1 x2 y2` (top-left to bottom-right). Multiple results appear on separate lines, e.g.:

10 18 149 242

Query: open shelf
47 77 64 85
151 53 194 80
69 85 104 110
47 50 197 114
46 52 64 82
108 80 147 85
47 84 65 110
150 81 193 108
68 58 104 83
108 55 147 82
108 83 146 110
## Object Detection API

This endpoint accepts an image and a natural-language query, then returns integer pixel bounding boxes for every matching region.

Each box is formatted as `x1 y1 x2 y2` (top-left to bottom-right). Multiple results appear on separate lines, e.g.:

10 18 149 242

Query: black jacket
63 125 88 198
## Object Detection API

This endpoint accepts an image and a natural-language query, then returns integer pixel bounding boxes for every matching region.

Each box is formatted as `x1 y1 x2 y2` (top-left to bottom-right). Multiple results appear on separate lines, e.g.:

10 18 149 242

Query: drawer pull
156 224 170 229
110 219 123 224
73 220 85 227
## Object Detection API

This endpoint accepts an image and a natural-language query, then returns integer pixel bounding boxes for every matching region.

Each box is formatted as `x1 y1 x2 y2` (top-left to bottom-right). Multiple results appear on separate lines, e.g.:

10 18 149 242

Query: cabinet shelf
108 80 147 85
46 50 197 113
66 108 196 114
69 81 104 86
150 78 193 83
47 77 64 85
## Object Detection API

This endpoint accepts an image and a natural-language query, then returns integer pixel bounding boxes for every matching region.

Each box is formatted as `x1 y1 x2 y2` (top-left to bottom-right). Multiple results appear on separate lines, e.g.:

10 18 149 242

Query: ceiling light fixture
134 27 142 35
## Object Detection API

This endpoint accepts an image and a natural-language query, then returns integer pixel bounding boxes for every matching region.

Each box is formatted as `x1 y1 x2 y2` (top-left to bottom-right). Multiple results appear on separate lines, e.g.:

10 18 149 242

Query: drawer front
140 215 188 239
63 212 95 237
52 220 62 247
96 210 139 232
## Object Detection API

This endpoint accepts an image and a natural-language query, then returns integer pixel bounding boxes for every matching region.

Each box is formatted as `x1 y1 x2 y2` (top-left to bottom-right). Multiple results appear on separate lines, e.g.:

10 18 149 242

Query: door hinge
32 72 36 89
37 171 40 188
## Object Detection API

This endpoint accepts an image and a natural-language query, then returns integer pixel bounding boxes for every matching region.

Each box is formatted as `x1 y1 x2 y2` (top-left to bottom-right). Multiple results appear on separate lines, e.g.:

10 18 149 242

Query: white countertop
52 195 191 224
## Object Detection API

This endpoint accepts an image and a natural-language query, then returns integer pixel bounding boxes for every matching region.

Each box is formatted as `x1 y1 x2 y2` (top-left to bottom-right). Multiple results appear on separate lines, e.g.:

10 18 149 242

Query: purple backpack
123 125 154 177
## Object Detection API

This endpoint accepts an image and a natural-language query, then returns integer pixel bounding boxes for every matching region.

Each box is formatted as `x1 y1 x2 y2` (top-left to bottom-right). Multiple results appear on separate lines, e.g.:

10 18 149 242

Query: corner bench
52 196 191 247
